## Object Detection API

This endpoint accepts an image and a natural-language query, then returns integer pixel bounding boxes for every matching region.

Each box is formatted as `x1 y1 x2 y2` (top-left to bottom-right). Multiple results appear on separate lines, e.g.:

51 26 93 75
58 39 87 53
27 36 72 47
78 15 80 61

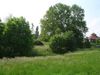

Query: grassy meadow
0 48 100 75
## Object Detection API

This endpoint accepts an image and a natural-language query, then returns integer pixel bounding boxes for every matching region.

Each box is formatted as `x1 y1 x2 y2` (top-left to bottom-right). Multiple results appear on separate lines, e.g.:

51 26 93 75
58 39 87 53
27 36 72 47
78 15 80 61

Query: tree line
0 3 91 57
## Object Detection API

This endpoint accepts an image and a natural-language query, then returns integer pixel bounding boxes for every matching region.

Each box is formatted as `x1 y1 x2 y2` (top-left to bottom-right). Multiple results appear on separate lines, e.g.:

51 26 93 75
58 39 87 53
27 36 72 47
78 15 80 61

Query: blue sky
0 0 99 36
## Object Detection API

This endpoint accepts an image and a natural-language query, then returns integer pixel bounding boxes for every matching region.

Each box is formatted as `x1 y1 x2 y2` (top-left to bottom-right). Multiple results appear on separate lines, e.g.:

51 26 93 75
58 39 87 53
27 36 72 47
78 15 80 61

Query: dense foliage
50 31 76 53
0 17 33 57
83 38 91 48
41 3 88 48
0 20 5 57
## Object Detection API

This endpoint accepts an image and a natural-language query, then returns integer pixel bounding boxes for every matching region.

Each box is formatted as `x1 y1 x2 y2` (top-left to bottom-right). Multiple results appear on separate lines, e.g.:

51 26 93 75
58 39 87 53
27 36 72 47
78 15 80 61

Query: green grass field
0 48 100 75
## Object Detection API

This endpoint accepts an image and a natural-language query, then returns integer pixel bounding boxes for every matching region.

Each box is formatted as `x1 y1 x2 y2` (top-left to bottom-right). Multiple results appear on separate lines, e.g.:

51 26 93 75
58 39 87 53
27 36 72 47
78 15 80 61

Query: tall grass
34 45 55 56
0 48 100 75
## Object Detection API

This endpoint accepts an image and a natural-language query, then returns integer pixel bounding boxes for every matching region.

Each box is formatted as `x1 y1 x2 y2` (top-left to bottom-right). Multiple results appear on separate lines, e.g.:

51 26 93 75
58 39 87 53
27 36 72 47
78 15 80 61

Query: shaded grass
34 45 55 56
0 48 100 75
33 44 100 56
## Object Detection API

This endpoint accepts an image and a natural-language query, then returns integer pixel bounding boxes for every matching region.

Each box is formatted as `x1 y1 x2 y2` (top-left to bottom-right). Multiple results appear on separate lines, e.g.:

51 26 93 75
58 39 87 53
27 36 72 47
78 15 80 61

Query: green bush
96 39 100 45
83 38 91 48
1 16 34 57
49 31 77 54
90 39 100 48
0 20 5 58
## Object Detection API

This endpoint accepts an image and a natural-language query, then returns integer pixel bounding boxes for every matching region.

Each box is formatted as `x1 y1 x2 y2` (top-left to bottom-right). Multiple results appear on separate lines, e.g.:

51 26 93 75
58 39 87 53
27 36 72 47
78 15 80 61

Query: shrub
49 31 77 54
83 38 91 48
0 20 5 58
95 39 100 48
90 39 100 48
3 16 33 57
34 40 44 45
96 39 100 45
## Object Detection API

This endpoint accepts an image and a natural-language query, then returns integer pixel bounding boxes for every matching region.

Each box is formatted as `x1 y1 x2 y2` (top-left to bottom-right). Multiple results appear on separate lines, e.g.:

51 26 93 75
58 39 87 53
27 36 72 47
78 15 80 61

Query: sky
0 0 100 36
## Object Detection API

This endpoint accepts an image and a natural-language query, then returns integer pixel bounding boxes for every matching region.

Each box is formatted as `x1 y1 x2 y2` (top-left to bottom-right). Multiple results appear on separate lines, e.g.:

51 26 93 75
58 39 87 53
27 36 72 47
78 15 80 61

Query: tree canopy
3 16 33 57
40 3 88 44
40 3 88 48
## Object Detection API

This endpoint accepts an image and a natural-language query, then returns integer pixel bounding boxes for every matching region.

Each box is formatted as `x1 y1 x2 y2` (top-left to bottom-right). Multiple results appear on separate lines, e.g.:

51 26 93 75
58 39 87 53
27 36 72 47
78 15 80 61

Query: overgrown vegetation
50 31 76 53
0 17 33 58
0 48 100 75
83 37 91 48
34 45 54 56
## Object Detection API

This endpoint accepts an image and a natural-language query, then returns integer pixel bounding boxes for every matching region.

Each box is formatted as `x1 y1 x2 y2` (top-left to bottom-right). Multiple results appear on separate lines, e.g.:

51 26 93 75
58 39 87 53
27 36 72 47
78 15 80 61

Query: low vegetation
50 31 76 53
34 45 54 56
0 48 100 75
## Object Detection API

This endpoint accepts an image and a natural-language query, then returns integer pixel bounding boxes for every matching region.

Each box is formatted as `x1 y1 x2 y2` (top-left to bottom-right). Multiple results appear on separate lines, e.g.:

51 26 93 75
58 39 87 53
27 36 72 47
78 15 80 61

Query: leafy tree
50 31 76 54
0 19 4 47
4 16 33 57
41 3 71 41
70 4 88 48
0 19 5 57
41 3 88 48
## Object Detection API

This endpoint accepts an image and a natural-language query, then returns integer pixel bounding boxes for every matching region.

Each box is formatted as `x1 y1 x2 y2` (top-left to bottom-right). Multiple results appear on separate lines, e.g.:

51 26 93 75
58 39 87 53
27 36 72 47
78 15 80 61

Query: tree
4 16 33 57
0 19 4 47
40 3 88 48
35 26 39 39
70 4 88 48
0 19 5 57
40 3 71 41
